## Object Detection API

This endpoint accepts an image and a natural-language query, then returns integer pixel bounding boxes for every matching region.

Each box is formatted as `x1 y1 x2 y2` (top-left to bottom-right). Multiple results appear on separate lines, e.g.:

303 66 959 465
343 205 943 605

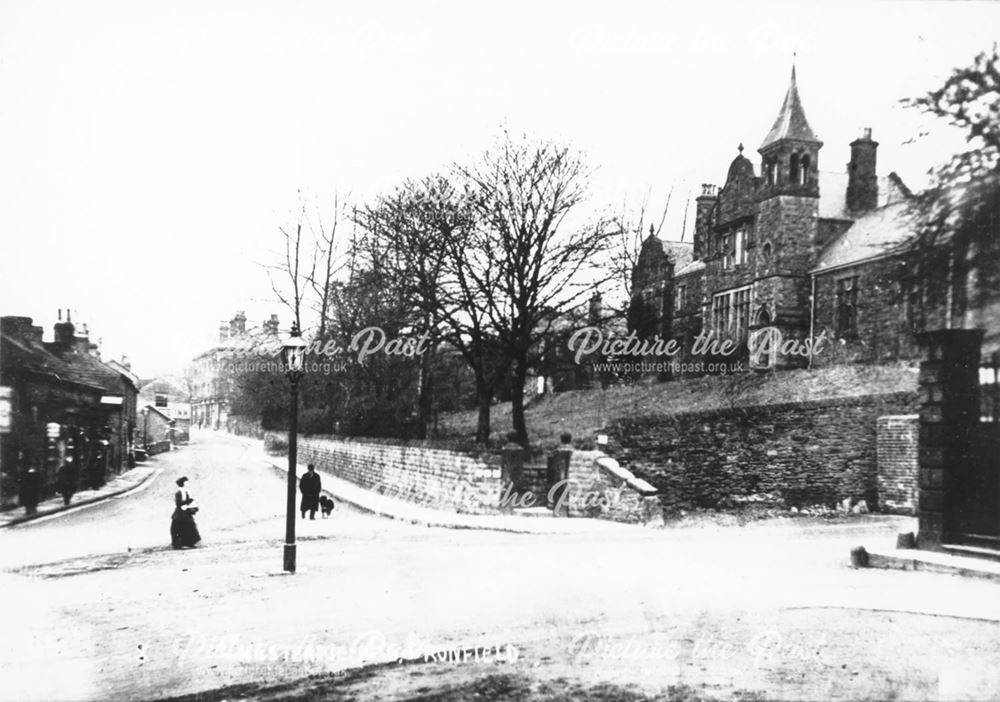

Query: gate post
547 432 573 515
500 433 526 513
916 329 983 549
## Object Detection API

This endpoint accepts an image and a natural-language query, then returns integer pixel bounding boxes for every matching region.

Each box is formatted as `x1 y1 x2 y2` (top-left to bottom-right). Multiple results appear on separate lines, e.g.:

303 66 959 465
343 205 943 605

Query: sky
1 0 998 377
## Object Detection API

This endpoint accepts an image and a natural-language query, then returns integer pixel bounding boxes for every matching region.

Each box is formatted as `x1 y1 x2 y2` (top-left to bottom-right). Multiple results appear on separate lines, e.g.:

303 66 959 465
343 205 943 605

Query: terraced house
630 66 1000 373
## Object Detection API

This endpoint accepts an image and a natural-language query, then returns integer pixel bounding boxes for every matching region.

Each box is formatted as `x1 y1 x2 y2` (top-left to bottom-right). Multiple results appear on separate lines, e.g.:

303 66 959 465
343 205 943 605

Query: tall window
712 293 729 338
675 284 686 312
835 276 859 335
722 230 747 270
735 229 747 266
712 286 752 341
733 288 750 340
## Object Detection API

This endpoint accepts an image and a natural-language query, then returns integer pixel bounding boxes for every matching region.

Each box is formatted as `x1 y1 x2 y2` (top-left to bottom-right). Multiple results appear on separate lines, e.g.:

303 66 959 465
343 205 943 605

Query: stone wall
612 391 919 512
812 255 923 366
295 436 502 514
561 450 663 525
875 414 919 514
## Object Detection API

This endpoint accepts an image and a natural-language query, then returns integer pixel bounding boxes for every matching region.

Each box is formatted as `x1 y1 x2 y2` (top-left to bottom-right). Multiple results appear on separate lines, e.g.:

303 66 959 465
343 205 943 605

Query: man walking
299 463 321 520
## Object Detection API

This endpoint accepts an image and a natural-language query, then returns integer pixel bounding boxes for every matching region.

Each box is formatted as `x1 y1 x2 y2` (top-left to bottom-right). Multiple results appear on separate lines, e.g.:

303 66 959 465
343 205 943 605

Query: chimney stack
229 311 247 337
53 308 75 346
263 314 279 336
693 184 718 261
846 127 879 212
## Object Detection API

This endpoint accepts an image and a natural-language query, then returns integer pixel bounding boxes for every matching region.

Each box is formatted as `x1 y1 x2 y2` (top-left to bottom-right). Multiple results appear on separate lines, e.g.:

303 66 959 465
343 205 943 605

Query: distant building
189 311 280 429
138 377 191 441
138 404 175 449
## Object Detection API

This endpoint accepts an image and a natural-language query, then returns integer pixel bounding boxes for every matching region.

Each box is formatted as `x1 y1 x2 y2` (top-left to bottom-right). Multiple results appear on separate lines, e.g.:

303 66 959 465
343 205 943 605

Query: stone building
137 377 191 441
189 311 280 430
630 67 1000 373
1 312 138 505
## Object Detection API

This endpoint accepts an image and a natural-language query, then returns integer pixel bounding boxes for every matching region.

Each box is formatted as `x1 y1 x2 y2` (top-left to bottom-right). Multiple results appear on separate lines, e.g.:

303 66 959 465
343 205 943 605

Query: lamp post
141 407 149 450
281 323 307 573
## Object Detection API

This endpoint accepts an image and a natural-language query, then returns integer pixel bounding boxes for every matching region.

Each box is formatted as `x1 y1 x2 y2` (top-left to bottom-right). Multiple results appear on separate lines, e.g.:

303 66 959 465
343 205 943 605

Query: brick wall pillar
916 329 983 549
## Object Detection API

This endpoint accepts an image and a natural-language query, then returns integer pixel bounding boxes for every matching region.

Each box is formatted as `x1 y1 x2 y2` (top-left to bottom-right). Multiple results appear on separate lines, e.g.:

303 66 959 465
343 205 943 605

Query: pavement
242 434 641 536
0 462 160 529
862 544 1000 582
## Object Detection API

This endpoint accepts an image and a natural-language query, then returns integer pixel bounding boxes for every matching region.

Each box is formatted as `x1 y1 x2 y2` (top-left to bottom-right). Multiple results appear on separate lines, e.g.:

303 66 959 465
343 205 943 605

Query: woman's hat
176 476 189 486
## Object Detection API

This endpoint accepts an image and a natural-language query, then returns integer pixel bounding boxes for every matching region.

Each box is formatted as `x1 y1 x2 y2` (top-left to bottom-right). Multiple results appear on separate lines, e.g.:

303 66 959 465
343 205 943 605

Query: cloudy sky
1 0 997 377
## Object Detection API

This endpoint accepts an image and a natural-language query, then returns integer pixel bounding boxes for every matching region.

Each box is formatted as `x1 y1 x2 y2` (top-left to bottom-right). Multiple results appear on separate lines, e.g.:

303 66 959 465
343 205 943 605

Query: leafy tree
903 44 1000 333
904 44 1000 241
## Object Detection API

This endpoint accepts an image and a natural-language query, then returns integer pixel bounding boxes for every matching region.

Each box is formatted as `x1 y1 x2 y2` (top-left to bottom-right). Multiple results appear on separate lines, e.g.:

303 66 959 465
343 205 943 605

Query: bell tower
758 65 822 200
752 65 823 368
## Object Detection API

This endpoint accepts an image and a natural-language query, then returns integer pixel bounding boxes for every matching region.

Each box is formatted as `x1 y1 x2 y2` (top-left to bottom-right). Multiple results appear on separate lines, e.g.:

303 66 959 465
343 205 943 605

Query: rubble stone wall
295 436 503 514
612 391 919 512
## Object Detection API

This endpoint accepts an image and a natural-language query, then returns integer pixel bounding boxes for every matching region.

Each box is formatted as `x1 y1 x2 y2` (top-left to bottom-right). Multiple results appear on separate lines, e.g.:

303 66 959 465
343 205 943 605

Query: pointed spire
759 64 820 151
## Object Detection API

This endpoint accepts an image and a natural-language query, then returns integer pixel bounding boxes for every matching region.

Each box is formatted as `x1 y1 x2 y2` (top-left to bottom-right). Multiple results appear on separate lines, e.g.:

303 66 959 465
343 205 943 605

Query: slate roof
760 67 821 150
139 376 189 397
1 332 103 390
662 241 694 270
675 259 706 277
811 201 917 273
1 317 134 394
817 171 910 220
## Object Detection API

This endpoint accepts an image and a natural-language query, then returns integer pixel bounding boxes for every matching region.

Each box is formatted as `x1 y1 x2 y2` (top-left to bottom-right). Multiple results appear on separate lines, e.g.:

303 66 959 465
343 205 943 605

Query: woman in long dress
170 476 201 549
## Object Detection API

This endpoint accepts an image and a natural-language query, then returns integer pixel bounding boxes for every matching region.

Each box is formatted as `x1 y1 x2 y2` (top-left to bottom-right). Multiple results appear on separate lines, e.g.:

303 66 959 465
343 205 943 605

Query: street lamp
141 407 149 450
281 323 307 573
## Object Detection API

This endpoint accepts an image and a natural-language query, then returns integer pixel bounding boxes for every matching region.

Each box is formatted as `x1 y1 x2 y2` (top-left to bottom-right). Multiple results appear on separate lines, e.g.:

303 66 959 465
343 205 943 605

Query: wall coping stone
618 391 918 426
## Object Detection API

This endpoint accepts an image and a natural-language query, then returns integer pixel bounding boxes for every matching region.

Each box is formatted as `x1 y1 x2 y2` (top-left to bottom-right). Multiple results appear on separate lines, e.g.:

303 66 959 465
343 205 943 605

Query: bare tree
461 131 617 446
611 186 674 298
265 196 314 332
359 176 507 443
265 191 349 337
307 191 349 343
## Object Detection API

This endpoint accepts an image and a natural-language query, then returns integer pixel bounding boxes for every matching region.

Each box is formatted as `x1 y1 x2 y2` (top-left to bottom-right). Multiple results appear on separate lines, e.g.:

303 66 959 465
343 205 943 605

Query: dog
319 495 335 517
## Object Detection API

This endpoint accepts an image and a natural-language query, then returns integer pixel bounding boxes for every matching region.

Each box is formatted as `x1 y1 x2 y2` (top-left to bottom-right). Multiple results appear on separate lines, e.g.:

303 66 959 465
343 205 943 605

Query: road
1 432 999 701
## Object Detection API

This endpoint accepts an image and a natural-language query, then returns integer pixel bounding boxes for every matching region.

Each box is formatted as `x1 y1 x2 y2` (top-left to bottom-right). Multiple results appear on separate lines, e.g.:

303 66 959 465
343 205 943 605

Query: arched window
764 157 775 185
800 155 811 185
761 241 772 262
789 153 800 185
753 305 772 327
